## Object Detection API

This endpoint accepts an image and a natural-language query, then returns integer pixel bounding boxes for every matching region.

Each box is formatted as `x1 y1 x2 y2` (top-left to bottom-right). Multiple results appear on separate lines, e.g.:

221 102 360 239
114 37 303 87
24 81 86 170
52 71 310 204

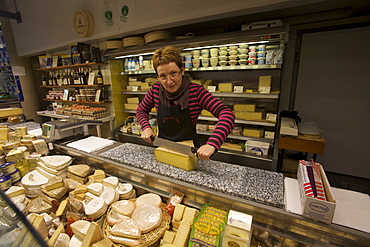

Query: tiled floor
281 152 370 195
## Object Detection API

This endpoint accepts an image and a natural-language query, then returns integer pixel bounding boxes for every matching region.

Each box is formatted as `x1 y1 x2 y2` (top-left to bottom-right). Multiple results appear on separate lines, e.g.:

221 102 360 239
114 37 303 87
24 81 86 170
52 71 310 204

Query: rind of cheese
56 199 70 217
48 222 65 247
36 167 67 179
81 222 103 247
135 193 162 207
93 170 105 179
66 172 88 184
42 184 68 200
154 147 197 171
21 170 48 187
131 204 162 233
69 235 83 247
68 164 91 178
39 155 72 170
31 140 49 154
87 183 104 196
106 209 130 227
110 200 135 216
116 183 133 197
54 232 70 247
182 207 198 225
108 235 141 246
100 187 118 206
173 204 186 222
109 218 141 238
84 197 107 219
71 220 91 239
92 237 113 247
5 186 25 198
102 176 119 188
42 176 64 191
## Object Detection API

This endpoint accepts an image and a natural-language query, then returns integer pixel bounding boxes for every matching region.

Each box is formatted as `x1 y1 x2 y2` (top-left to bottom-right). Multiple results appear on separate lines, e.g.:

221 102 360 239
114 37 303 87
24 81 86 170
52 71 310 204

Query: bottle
41 72 47 86
48 72 53 86
73 69 79 85
56 71 62 86
139 56 144 70
96 66 103 85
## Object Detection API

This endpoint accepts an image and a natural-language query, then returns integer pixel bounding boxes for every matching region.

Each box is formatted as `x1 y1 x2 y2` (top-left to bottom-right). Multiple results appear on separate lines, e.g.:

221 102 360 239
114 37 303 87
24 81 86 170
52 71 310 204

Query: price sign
207 86 216 92
234 86 244 93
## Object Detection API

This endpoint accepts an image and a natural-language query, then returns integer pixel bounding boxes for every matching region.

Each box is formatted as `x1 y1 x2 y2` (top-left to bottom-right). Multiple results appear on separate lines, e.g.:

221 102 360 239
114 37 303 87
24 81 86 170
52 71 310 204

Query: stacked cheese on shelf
67 164 91 184
161 203 199 247
36 155 72 179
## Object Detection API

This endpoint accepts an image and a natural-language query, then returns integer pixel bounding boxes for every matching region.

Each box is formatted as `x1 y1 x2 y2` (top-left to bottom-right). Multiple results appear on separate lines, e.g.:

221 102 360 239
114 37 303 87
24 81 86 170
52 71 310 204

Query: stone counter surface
99 143 284 208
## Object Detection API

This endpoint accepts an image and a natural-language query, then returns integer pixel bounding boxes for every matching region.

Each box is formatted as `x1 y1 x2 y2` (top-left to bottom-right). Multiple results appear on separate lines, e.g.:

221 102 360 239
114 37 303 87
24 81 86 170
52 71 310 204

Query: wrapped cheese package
109 218 141 238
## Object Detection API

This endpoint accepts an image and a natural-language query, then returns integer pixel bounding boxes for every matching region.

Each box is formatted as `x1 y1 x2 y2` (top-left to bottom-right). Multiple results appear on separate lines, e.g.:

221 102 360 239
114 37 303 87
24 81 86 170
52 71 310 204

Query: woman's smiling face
157 62 184 93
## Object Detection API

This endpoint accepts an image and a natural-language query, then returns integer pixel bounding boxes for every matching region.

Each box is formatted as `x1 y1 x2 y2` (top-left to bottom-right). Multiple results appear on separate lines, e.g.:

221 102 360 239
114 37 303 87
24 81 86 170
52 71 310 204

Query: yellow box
0 108 23 118
154 147 197 171
242 128 264 138
233 104 256 112
124 103 138 110
258 75 271 92
218 83 233 92
127 97 140 104
235 111 263 121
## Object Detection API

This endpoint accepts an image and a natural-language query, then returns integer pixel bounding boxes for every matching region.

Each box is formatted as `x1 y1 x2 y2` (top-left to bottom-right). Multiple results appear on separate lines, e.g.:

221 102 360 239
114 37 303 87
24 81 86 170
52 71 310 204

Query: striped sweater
136 81 235 150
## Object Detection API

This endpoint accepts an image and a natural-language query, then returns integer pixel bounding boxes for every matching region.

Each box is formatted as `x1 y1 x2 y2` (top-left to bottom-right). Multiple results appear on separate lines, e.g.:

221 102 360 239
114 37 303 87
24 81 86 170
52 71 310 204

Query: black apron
157 101 200 148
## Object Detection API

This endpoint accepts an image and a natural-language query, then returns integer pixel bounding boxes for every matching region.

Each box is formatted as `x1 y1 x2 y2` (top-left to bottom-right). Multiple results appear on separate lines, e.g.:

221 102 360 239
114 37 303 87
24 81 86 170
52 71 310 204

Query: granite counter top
99 143 284 208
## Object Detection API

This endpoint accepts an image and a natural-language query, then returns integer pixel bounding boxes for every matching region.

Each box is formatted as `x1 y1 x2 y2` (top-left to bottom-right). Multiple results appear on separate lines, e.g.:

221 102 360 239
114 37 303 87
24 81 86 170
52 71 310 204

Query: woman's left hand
196 144 216 161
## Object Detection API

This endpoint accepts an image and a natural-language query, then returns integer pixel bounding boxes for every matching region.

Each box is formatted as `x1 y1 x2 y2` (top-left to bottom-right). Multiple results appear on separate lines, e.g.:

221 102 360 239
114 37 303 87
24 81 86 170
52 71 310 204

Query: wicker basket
103 206 171 247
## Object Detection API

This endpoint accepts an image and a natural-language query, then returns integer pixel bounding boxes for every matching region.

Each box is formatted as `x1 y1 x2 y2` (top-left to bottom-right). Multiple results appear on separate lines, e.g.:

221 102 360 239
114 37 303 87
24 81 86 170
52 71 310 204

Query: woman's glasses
158 71 181 82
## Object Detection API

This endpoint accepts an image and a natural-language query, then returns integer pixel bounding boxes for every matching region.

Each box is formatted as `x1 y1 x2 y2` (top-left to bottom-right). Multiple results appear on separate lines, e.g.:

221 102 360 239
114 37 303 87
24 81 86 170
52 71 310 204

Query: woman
136 46 235 160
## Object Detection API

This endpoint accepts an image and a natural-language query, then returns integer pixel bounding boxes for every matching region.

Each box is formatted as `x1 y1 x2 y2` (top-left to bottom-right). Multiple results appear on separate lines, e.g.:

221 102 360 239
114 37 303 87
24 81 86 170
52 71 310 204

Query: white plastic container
201 49 209 58
257 57 266 65
210 48 219 57
245 140 269 155
248 58 256 65
257 44 266 51
249 46 257 52
201 58 209 67
248 52 257 59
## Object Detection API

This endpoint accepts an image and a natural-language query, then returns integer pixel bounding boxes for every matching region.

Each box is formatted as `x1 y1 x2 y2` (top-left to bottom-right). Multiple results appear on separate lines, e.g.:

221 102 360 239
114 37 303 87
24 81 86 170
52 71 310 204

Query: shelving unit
36 62 104 71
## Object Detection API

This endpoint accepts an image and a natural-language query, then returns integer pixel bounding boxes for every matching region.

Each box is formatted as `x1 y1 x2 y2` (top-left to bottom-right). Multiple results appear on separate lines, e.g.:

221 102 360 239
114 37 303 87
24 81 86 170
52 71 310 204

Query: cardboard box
234 104 256 112
297 162 336 224
218 83 233 92
242 128 264 138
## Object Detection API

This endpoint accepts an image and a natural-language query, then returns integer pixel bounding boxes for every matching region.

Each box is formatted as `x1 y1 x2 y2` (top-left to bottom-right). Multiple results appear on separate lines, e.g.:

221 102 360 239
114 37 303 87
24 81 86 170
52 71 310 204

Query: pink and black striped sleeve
136 83 160 131
191 84 235 150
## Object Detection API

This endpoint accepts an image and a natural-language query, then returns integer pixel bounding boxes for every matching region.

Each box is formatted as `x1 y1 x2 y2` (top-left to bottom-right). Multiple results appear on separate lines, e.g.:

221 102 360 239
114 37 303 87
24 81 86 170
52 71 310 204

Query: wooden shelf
37 62 104 71
41 84 109 88
43 99 111 104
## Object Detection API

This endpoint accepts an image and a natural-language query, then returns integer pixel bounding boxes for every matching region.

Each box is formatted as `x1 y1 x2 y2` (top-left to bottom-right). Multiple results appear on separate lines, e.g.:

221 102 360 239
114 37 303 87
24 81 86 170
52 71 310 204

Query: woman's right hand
141 128 155 143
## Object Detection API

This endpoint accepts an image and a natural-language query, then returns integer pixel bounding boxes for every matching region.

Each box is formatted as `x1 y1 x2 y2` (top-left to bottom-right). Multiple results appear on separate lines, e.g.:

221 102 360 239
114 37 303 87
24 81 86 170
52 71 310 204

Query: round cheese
106 209 130 227
110 200 135 216
116 183 133 198
109 218 141 238
39 155 72 170
102 176 119 188
84 197 107 219
100 187 118 206
131 204 162 233
109 235 141 246
136 193 162 207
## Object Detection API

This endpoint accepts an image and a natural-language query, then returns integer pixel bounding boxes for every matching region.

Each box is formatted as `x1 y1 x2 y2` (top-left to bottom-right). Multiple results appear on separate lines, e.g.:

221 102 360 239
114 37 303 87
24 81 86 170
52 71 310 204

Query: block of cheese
42 183 68 200
109 218 141 238
109 235 141 246
154 147 197 171
218 83 233 92
92 237 113 247
234 111 263 121
258 75 271 92
173 204 186 222
64 178 82 191
162 230 176 244
111 200 135 216
0 127 9 140
87 183 104 196
131 204 162 233
172 220 191 247
21 170 48 196
54 233 70 247
116 183 133 199
81 222 103 247
68 164 91 178
36 166 67 179
234 104 256 112
84 197 107 219
106 208 130 226
56 199 70 217
127 97 140 104
74 184 87 194
182 207 198 224
71 220 91 239
135 193 162 207
38 162 68 175
100 187 118 206
32 139 49 154
124 103 139 111
224 225 250 240
48 222 65 247
85 192 98 201
26 197 52 214
5 186 25 198
69 235 83 247
42 176 64 191
39 155 72 170
102 176 119 188
242 128 264 138
93 170 106 179
221 233 249 247
67 172 88 184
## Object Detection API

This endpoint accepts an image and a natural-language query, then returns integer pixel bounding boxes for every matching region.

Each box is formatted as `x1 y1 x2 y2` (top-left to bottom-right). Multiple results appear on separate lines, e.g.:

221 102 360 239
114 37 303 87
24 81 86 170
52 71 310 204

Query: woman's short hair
152 46 183 73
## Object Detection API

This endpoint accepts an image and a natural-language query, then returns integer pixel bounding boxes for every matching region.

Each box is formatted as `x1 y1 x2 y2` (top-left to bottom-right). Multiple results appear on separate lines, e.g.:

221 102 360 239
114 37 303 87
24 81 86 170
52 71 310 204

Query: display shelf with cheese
36 62 104 71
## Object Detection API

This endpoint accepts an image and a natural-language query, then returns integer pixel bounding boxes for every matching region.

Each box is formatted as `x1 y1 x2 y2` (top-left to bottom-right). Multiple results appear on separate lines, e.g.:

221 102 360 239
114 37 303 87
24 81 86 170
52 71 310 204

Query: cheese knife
151 136 198 157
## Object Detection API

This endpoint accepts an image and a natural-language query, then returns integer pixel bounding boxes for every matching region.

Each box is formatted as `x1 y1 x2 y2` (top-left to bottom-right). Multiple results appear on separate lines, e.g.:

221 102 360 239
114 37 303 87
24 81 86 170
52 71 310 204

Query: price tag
132 86 139 91
259 86 271 94
233 86 244 93
88 72 95 85
207 86 216 92
95 89 101 102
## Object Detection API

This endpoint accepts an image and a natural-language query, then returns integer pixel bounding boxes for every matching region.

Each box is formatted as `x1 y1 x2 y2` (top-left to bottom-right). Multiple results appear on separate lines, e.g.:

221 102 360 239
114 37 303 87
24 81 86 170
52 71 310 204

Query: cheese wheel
100 187 118 206
106 209 130 226
108 235 141 246
110 200 135 216
109 218 141 238
102 176 119 188
116 183 133 198
39 155 72 170
87 183 104 196
85 197 107 219
131 204 162 233
135 193 162 207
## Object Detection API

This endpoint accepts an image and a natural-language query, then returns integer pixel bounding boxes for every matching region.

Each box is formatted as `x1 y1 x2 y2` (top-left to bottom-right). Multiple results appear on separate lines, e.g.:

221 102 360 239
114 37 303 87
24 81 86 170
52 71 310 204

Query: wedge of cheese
106 208 130 226
54 232 70 247
42 176 64 191
84 197 107 219
48 222 65 247
109 218 141 238
87 183 104 196
5 186 25 198
67 172 88 184
154 147 197 171
81 222 103 247
37 162 68 176
102 176 119 188
69 235 83 247
70 220 91 239
68 164 91 178
92 237 113 247
39 155 72 170
100 187 118 206
110 200 135 216
108 235 141 246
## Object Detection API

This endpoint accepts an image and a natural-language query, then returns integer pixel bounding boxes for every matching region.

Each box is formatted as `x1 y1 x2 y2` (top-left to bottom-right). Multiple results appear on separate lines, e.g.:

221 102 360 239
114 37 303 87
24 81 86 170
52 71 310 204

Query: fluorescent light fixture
115 52 154 59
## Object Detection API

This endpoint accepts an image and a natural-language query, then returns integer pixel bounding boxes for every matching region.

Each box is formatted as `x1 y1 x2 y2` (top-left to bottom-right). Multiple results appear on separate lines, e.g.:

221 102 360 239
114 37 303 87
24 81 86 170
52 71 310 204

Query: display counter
53 139 370 247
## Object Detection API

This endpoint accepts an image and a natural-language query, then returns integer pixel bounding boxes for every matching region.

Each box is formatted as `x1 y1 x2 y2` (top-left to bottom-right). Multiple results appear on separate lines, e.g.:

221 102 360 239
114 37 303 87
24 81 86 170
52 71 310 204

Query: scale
41 119 102 141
